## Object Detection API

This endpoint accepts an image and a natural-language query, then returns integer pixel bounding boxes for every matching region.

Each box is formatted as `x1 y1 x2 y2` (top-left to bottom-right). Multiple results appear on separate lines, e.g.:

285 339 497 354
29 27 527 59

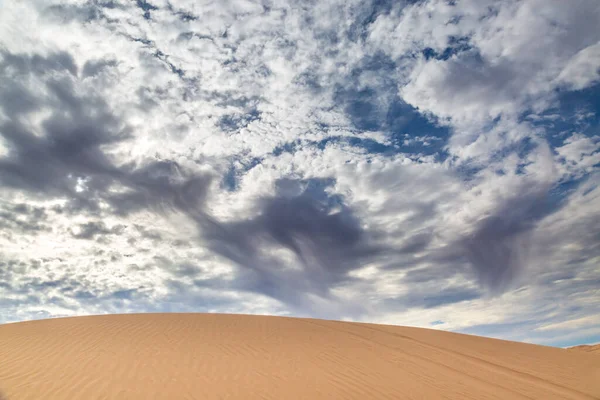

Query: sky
0 0 598 348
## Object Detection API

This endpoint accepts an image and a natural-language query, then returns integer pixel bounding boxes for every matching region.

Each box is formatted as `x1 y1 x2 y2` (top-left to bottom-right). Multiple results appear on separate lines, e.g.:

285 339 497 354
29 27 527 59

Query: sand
0 313 598 399
570 344 600 355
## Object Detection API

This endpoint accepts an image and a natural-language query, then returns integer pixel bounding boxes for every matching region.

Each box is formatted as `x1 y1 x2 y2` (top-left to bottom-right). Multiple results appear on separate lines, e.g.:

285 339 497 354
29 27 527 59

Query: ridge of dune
0 313 598 400
569 344 600 354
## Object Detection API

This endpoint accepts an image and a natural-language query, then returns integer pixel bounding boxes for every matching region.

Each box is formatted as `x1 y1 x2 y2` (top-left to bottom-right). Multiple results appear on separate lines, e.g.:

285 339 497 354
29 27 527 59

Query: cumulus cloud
0 0 598 346
393 0 600 128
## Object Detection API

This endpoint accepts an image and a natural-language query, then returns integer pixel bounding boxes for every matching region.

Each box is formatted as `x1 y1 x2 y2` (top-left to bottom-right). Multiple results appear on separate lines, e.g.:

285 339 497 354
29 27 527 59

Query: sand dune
570 344 600 355
0 314 598 399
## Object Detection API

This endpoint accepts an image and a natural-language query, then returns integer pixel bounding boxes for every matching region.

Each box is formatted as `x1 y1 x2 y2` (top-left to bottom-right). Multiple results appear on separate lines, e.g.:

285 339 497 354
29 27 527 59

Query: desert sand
0 313 598 399
570 344 600 355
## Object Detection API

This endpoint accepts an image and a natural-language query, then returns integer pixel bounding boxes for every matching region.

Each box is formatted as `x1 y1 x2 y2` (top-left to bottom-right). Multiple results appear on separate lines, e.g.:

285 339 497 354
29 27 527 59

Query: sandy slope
570 344 600 355
0 314 598 399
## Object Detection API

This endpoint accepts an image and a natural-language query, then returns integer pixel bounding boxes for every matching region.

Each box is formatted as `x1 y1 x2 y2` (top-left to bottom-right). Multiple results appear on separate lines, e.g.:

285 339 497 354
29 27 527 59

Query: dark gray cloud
369 174 565 295
0 203 50 235
197 178 381 312
185 169 563 312
0 52 125 198
0 50 78 77
0 50 211 217
110 160 211 216
71 221 125 240
396 231 434 254
81 59 118 78
460 185 557 292
45 1 123 24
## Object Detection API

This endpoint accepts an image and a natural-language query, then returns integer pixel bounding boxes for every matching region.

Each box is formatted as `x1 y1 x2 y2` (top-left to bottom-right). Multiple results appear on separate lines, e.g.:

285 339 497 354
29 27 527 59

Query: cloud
0 0 598 347
535 315 600 332
0 50 212 217
391 0 600 130
0 51 126 197
0 202 50 235
555 133 600 179
70 221 125 240
198 178 380 315
81 59 119 78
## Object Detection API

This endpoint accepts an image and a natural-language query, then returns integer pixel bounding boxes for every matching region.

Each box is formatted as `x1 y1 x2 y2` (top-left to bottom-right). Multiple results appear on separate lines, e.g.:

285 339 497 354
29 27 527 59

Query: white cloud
557 42 600 90
556 133 600 179
0 0 598 346
396 0 600 130
535 315 600 332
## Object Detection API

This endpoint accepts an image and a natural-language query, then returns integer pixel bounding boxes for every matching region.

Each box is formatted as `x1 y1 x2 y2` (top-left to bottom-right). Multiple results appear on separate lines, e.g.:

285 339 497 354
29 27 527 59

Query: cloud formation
0 0 598 346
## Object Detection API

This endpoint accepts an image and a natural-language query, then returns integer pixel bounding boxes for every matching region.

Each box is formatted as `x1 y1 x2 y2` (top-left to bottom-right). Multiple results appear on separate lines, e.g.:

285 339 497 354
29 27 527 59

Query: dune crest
570 344 600 354
0 313 598 399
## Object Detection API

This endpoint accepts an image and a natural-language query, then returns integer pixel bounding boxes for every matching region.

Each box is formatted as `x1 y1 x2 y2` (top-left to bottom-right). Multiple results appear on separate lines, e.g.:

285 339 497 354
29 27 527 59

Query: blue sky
0 0 599 347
